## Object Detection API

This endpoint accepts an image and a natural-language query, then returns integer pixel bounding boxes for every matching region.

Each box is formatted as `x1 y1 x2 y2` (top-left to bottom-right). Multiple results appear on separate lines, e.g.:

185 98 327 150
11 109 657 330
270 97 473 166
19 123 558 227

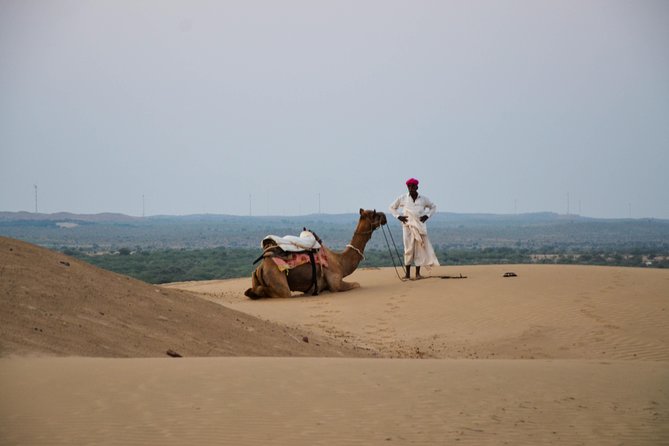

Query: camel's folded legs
258 259 292 298
326 272 360 292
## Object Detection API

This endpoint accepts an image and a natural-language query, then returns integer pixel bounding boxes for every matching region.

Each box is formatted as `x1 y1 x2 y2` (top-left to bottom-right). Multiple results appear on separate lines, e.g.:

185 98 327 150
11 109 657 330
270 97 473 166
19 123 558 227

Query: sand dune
0 236 369 358
166 264 669 361
1 236 668 444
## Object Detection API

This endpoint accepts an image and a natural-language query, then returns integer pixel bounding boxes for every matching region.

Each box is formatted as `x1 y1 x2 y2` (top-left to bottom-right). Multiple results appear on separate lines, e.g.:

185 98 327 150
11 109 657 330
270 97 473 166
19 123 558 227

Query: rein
355 214 406 281
381 224 409 281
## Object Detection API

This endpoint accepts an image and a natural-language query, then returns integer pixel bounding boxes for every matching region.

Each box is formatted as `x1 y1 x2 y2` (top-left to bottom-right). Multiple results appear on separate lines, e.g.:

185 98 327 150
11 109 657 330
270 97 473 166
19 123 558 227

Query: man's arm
389 196 407 222
423 197 437 219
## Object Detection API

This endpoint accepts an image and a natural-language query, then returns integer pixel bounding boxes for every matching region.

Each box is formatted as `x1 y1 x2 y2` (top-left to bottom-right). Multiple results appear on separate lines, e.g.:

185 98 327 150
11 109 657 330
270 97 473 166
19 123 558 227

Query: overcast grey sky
1 1 668 218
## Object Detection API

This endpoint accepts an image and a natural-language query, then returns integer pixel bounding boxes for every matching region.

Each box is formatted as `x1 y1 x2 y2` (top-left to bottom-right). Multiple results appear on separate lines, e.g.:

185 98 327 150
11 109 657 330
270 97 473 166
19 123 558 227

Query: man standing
389 178 440 279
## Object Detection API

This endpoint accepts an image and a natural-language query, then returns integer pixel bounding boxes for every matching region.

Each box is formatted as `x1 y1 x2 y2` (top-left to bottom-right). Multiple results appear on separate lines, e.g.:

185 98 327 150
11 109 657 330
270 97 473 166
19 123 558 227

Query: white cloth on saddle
263 230 321 252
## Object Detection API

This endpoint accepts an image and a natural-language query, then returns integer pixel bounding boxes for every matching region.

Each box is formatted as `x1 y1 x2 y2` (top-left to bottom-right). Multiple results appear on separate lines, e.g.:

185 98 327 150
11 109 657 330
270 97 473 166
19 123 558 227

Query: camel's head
359 208 387 231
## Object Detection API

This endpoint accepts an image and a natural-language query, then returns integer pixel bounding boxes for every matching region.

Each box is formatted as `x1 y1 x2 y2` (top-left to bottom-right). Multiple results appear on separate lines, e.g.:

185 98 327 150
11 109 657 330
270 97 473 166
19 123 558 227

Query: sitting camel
244 209 387 299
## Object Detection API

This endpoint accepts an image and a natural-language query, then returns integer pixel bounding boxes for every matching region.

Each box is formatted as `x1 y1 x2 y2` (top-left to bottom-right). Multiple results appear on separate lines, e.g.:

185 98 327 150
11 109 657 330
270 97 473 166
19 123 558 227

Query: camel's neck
341 223 373 277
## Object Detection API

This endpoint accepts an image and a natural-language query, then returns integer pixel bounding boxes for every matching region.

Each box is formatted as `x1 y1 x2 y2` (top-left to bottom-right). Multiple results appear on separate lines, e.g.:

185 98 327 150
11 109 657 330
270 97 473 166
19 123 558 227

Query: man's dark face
407 183 418 193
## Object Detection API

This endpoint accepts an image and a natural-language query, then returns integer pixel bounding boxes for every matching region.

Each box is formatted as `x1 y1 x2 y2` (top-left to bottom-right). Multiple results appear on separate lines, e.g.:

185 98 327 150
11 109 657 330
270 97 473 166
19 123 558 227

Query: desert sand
1 236 668 445
2 357 666 445
166 265 669 361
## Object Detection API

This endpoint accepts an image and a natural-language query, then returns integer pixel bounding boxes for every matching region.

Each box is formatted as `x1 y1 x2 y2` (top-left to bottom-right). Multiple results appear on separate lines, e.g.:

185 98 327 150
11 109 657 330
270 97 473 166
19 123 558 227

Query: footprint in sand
385 302 401 311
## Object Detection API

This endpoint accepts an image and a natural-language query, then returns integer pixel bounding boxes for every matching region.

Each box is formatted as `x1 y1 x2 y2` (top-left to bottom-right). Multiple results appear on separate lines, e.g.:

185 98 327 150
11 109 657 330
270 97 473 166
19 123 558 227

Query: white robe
389 193 440 267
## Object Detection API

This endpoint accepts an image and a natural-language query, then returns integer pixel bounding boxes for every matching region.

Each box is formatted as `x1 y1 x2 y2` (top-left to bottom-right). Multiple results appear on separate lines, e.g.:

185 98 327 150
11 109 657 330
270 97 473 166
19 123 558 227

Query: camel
244 209 387 299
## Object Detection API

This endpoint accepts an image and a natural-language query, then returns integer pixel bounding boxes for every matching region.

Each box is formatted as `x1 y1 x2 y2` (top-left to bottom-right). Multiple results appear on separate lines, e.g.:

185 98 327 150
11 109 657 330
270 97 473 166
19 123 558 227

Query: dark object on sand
503 272 518 277
439 274 467 279
166 349 183 358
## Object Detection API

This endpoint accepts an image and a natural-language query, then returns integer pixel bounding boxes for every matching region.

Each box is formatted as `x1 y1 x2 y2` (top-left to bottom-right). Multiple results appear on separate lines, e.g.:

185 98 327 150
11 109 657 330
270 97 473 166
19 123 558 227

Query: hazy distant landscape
2 211 668 284
3 211 668 250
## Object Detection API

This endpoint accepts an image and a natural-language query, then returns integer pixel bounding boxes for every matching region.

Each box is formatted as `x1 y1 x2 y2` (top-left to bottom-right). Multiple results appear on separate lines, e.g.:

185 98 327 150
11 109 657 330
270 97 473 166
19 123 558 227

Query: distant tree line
63 245 669 285
65 247 257 284
7 213 669 254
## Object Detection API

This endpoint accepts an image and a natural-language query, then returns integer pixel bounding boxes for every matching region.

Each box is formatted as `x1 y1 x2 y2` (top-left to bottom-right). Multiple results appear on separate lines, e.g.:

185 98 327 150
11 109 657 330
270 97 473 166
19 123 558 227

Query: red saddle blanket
271 250 329 272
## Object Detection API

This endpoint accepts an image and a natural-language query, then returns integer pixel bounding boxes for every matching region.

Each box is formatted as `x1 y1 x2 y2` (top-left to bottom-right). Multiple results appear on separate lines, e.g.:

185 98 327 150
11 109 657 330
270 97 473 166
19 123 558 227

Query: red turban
405 178 419 186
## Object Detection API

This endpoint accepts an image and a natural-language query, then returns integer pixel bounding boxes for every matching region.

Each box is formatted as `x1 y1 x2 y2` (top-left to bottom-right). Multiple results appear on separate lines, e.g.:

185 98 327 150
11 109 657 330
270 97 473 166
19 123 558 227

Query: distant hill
0 236 371 358
0 211 142 223
2 210 664 224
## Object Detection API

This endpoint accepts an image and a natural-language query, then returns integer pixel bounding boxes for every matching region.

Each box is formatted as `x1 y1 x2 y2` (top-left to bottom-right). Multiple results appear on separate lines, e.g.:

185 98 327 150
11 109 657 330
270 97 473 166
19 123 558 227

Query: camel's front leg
325 271 360 292
336 280 360 292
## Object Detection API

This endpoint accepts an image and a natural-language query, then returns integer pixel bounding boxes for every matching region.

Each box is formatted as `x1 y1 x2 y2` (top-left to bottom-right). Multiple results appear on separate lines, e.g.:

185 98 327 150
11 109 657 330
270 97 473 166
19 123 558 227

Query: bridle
348 210 385 258
354 210 385 235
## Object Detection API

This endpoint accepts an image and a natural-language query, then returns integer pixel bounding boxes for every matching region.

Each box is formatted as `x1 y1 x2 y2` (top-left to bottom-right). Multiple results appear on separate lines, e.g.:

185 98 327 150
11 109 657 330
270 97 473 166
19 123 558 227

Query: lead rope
381 224 409 281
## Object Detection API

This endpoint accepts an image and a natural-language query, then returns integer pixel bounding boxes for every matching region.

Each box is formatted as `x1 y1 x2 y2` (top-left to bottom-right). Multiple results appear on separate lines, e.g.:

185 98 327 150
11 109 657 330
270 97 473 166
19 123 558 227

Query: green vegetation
3 211 667 283
67 247 257 284
365 247 668 269
65 245 668 285
7 212 668 254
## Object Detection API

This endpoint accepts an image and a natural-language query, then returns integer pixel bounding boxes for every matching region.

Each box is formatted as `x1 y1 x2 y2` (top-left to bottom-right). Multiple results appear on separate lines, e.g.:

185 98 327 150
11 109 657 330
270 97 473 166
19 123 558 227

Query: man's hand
420 215 429 223
398 216 408 223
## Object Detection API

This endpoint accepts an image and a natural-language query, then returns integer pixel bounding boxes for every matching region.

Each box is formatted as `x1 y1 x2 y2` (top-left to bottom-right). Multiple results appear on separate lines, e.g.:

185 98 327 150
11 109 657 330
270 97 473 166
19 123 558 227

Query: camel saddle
254 229 325 295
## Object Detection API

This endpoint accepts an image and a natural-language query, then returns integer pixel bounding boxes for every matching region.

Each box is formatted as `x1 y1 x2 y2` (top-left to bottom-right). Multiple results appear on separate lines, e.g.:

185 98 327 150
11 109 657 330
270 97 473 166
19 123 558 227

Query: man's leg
415 266 422 279
402 227 414 280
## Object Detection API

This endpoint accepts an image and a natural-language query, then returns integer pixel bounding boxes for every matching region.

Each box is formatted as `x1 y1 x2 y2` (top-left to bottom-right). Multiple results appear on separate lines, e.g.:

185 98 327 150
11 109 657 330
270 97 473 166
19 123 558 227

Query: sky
1 1 668 218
